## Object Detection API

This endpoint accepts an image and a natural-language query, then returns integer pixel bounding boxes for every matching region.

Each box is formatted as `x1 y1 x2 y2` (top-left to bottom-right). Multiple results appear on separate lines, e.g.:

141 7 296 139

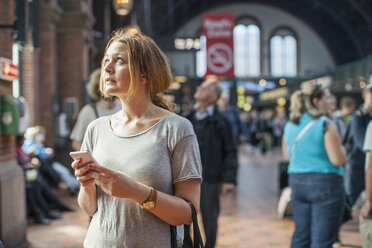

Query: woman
282 82 346 248
71 29 202 247
70 68 121 151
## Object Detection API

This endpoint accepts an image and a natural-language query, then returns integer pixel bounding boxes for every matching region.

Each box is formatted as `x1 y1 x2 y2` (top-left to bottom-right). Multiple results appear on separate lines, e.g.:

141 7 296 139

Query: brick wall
0 1 27 247
57 32 87 116
0 0 15 162
39 26 57 146
22 39 40 128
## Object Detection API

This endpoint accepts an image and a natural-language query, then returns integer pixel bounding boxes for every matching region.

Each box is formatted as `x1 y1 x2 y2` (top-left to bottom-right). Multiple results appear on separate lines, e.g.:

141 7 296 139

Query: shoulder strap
290 119 316 156
90 103 99 119
342 122 351 145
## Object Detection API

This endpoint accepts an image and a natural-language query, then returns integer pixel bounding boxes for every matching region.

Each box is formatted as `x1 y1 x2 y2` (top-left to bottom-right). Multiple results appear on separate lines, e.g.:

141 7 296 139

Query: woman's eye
117 57 124 62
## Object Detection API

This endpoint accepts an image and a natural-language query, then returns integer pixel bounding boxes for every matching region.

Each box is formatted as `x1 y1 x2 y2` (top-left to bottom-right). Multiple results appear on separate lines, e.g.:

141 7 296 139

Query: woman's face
102 41 131 97
315 90 329 113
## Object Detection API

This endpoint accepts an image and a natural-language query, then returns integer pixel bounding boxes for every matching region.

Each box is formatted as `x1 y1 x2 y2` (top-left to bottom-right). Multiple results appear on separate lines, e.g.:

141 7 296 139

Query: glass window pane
196 35 206 78
247 24 260 76
284 36 297 76
271 36 283 77
234 24 247 77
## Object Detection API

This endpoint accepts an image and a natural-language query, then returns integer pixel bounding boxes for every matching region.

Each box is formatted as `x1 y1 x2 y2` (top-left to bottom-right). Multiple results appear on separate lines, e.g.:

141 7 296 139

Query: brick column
0 0 27 247
38 0 62 146
22 38 41 128
57 0 94 127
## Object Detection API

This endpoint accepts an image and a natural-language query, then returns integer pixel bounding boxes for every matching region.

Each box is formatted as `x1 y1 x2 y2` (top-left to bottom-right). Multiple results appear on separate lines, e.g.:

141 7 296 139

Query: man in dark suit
184 80 238 248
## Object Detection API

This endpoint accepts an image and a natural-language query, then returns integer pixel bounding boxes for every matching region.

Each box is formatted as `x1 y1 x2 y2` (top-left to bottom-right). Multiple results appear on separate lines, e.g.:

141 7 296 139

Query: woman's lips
105 79 116 84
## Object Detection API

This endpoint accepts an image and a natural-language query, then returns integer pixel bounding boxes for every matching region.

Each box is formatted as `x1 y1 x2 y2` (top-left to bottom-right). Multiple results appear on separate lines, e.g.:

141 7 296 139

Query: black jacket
344 108 372 170
186 105 238 184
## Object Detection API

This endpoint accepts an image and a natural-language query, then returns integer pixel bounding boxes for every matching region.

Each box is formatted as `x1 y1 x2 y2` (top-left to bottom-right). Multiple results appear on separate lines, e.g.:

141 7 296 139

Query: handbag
171 200 204 248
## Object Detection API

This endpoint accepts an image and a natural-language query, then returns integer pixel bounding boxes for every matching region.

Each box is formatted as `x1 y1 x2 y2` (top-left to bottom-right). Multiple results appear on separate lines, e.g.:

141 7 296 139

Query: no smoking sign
207 43 233 74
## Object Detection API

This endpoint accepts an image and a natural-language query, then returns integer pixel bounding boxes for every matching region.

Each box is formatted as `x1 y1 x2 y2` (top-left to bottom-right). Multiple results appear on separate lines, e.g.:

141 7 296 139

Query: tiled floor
22 146 362 248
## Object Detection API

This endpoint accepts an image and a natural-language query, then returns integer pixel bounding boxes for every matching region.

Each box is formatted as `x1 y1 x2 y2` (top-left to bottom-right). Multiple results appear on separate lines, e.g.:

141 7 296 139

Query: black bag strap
171 200 204 248
342 122 351 145
170 225 177 248
90 103 99 119
187 200 204 248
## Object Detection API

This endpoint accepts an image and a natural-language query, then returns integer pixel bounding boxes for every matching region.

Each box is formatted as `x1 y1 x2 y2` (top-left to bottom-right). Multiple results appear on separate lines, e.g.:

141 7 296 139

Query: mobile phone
69 150 99 165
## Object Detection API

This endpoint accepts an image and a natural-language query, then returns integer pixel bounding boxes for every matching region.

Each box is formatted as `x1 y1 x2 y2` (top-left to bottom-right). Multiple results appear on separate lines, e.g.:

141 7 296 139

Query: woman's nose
104 61 114 73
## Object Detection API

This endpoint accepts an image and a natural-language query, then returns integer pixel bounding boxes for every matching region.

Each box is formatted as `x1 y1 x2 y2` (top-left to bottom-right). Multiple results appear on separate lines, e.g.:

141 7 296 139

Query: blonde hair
24 125 45 141
100 28 173 111
289 82 325 124
88 69 102 101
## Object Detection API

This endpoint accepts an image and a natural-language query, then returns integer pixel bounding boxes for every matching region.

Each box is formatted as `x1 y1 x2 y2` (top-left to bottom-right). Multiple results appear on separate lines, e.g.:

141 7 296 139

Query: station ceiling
96 0 371 65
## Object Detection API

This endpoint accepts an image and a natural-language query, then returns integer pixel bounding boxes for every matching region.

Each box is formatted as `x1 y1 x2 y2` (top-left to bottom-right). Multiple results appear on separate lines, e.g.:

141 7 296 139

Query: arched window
233 24 260 77
196 35 206 78
270 34 297 77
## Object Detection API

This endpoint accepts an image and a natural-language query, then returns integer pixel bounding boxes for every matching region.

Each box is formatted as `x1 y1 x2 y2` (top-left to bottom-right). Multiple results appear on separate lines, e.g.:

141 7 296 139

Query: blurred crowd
16 126 77 225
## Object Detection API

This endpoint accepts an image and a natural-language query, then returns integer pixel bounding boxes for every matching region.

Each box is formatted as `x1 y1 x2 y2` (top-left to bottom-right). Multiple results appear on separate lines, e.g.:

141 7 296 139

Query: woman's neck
118 95 155 122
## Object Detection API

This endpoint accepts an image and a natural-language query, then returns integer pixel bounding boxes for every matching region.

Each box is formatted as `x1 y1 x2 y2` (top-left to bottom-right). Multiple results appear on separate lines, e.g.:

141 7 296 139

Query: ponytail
151 93 174 112
289 82 326 124
289 90 304 124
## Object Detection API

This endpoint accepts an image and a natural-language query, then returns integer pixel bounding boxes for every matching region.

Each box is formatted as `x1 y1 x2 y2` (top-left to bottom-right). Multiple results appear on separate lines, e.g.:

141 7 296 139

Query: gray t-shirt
81 112 202 248
70 102 121 142
364 121 372 170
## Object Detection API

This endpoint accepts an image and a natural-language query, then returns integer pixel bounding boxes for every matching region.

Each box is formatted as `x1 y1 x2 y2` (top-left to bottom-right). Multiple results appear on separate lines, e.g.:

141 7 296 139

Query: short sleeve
364 121 372 152
80 121 95 152
70 105 96 142
171 134 202 183
322 118 330 134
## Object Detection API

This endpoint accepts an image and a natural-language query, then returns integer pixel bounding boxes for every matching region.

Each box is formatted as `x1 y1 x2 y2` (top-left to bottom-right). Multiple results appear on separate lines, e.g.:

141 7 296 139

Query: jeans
289 173 345 248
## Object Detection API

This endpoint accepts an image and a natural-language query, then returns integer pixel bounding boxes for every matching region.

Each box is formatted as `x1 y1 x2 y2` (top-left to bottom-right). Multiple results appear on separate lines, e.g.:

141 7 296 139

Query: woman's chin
105 87 118 95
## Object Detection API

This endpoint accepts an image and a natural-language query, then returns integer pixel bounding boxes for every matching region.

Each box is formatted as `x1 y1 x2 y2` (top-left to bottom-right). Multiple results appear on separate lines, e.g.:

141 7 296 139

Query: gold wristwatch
140 187 157 210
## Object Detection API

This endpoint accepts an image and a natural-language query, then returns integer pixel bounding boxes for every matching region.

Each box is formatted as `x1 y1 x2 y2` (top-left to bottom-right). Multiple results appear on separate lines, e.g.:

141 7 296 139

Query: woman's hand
45 147 55 157
87 163 146 201
71 160 98 216
71 160 95 189
361 201 372 219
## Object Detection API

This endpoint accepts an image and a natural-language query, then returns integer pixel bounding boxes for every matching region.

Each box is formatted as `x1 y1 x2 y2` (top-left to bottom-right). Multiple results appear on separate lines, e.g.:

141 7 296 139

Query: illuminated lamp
113 0 134 16
277 97 286 106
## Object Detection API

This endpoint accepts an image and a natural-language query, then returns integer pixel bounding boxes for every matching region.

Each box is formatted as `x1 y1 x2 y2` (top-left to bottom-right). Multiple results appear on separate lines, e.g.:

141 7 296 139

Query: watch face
144 202 155 210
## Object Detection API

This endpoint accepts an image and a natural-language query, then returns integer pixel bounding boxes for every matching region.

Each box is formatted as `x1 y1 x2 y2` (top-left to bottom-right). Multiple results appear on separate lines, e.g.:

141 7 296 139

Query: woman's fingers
72 162 116 190
87 163 115 177
71 160 81 170
75 165 92 178
89 171 111 184
80 178 95 188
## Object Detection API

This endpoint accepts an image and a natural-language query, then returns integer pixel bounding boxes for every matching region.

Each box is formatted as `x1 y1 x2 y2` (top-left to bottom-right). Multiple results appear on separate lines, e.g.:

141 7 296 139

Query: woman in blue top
282 82 346 248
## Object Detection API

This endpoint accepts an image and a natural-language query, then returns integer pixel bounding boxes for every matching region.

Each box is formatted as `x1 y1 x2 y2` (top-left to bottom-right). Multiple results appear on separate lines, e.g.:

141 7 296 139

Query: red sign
203 13 235 77
0 58 19 81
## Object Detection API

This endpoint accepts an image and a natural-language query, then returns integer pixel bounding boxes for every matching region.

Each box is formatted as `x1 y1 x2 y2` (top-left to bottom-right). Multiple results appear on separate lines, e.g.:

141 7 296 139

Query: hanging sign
203 13 235 77
0 58 19 81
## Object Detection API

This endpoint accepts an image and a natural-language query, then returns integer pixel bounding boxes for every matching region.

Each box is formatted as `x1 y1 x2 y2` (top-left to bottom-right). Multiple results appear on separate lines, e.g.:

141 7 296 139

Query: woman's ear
312 97 319 107
140 74 147 84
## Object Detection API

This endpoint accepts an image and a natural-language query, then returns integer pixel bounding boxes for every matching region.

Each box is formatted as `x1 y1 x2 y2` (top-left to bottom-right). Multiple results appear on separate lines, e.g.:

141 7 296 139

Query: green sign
1 95 19 135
